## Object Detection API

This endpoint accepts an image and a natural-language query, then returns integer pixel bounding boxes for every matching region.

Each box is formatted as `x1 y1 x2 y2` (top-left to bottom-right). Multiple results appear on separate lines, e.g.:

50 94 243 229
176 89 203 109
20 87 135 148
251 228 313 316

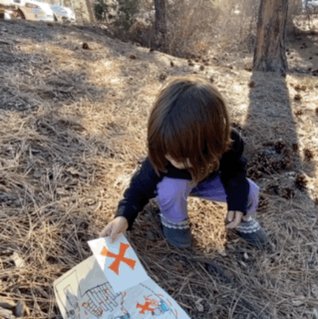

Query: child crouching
100 77 267 249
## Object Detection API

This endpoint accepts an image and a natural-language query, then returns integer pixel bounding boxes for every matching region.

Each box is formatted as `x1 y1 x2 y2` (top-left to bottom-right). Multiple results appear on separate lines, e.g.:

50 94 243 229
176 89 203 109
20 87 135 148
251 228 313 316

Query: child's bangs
162 128 199 163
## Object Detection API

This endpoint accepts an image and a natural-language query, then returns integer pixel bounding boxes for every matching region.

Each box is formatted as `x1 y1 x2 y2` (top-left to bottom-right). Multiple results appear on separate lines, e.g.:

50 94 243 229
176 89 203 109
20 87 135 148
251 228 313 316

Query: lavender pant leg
156 175 260 224
191 175 260 215
156 177 193 223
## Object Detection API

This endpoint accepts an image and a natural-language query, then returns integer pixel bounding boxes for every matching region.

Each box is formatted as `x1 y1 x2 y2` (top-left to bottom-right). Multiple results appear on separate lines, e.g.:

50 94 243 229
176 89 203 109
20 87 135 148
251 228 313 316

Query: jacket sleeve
219 129 250 214
116 157 161 229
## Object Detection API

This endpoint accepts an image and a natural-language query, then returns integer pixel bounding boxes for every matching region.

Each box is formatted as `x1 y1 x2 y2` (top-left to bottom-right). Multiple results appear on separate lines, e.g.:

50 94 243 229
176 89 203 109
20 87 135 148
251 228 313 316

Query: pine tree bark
153 0 167 50
85 0 95 22
253 0 288 75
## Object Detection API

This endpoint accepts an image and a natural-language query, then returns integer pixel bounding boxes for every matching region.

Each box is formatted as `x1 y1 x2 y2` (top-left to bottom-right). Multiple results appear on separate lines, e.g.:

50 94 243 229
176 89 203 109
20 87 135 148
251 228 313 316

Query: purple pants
156 174 259 224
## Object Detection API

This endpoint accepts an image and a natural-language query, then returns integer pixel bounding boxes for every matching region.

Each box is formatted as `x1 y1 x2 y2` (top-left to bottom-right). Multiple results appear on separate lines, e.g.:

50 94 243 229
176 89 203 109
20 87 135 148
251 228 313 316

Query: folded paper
88 235 149 293
54 235 190 319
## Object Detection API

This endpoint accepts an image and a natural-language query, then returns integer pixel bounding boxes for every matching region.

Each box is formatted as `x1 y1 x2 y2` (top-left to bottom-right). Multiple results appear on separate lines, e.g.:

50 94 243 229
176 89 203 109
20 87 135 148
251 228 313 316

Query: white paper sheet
54 235 191 319
88 235 149 293
54 256 191 319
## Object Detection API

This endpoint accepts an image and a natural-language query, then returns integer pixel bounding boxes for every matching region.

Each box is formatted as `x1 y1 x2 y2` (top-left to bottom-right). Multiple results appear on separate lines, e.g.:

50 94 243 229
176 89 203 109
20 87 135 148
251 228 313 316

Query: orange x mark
136 301 155 314
100 242 136 275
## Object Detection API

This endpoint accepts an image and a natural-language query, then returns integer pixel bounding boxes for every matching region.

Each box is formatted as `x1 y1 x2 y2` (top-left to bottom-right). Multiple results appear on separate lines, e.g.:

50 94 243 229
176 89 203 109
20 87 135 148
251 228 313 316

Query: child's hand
99 216 129 242
225 210 243 229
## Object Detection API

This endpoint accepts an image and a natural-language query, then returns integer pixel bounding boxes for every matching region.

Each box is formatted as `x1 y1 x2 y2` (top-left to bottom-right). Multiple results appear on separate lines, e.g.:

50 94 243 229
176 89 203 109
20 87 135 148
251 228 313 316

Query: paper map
54 235 191 319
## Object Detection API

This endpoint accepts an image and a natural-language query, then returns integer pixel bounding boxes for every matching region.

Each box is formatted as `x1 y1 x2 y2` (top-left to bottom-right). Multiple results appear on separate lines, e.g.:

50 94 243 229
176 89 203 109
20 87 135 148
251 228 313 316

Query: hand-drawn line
64 286 80 319
81 282 121 317
55 269 81 319
139 284 179 318
55 266 133 319
100 242 136 275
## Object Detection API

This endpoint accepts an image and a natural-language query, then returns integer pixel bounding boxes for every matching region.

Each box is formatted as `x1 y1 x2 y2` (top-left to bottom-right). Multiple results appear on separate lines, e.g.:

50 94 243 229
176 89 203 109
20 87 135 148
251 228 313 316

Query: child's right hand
99 216 129 242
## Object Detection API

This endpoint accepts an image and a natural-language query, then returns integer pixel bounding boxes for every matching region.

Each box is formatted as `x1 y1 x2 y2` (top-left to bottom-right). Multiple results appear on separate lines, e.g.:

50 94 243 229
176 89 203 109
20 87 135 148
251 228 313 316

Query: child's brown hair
147 77 231 183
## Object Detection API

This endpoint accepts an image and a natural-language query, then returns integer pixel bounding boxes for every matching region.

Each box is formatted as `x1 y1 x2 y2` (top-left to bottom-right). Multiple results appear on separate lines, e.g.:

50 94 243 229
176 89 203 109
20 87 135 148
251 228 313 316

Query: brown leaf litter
0 20 317 318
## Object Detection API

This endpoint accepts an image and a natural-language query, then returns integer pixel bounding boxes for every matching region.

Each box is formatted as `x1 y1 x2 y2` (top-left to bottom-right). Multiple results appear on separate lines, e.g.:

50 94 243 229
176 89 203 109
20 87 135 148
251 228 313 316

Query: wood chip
11 252 25 268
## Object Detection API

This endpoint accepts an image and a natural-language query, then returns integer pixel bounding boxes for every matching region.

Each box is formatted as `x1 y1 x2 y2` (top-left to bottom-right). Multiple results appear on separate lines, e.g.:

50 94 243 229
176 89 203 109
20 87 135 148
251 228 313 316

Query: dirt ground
0 18 317 319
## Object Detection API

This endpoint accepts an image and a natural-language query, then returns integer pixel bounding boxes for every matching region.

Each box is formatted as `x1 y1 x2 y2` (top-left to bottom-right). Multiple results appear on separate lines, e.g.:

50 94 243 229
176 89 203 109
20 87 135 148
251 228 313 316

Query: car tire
15 9 25 19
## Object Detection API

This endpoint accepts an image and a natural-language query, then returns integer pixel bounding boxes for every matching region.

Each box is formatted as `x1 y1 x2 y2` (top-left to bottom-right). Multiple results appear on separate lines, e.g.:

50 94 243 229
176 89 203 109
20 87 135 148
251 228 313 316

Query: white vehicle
51 4 75 22
0 0 55 21
303 0 318 12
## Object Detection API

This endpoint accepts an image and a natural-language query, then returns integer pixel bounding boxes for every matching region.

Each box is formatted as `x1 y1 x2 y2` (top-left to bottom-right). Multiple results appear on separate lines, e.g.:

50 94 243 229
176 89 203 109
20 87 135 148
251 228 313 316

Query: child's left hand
225 210 243 229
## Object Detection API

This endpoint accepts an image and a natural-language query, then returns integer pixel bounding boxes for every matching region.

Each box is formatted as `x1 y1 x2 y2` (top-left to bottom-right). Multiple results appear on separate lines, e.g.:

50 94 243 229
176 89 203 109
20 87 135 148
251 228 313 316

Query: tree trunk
85 0 95 22
253 0 288 75
153 0 167 50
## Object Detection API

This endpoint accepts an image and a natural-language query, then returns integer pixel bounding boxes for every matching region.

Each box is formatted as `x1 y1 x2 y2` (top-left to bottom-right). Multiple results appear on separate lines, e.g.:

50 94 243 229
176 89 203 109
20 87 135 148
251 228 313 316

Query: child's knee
156 178 191 206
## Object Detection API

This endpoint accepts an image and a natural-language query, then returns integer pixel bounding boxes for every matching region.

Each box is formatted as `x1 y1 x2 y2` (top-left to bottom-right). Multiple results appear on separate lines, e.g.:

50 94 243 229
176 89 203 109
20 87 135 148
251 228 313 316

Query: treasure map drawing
54 235 191 319
88 235 149 292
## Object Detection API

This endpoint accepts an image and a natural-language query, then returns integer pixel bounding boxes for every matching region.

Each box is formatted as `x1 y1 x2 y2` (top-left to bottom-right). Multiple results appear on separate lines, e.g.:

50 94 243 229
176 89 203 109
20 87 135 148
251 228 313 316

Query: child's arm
100 158 161 239
116 158 161 227
219 128 250 215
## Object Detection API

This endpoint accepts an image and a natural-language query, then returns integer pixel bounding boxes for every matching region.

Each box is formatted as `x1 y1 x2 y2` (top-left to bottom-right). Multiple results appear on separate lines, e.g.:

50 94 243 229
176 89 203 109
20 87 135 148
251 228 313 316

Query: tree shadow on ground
239 69 318 319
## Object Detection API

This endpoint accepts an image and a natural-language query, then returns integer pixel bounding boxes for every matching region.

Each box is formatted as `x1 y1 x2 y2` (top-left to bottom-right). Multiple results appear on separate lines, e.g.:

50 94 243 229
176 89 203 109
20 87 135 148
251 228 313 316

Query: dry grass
0 19 317 319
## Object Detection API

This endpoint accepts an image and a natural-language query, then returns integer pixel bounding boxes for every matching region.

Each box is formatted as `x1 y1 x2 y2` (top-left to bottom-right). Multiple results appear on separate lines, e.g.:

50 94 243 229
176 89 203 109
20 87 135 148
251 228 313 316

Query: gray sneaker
234 219 268 249
160 215 192 248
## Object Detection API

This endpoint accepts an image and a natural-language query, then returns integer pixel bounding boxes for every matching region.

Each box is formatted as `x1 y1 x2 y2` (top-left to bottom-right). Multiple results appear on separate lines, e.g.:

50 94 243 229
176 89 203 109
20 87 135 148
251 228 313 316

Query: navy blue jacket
116 129 250 229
